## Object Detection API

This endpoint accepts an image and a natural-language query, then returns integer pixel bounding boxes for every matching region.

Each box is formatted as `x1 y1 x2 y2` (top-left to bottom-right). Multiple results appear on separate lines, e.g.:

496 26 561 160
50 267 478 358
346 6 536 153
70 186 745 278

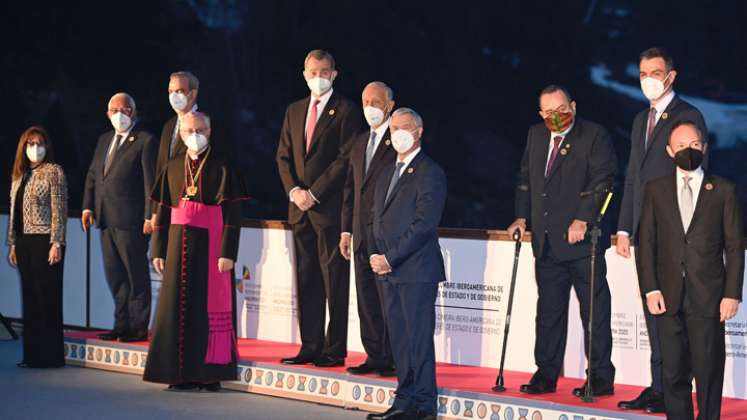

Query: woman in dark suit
6 126 68 368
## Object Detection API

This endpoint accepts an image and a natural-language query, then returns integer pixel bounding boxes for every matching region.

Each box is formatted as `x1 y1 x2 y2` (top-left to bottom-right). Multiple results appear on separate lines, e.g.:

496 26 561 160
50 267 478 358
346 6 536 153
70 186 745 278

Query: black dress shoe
413 410 437 420
97 330 125 340
645 397 666 413
280 354 316 365
119 331 148 342
313 355 345 367
377 366 397 377
166 382 201 392
366 406 411 420
520 371 557 394
618 387 660 410
572 378 614 397
347 362 377 375
200 382 222 392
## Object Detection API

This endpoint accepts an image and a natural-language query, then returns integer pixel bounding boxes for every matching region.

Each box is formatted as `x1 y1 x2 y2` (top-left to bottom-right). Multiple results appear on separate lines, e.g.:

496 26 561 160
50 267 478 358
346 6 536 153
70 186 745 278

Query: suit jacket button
541 193 547 198
544 212 549 216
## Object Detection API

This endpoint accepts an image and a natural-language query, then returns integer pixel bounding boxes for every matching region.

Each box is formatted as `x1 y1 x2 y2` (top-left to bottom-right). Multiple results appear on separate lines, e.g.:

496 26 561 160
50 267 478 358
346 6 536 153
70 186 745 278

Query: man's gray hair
304 49 336 70
392 107 423 128
107 92 136 111
179 111 211 129
170 71 200 91
362 81 394 101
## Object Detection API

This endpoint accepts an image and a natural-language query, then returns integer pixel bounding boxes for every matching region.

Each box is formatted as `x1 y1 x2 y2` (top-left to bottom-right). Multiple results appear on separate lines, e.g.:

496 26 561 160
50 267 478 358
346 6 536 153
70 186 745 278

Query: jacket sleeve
141 132 159 218
575 126 617 223
49 165 68 246
308 105 364 202
218 165 249 261
617 118 639 234
637 181 659 295
7 181 17 246
340 147 355 233
150 169 171 259
722 182 744 300
514 129 531 221
82 137 100 213
276 105 300 195
384 164 447 268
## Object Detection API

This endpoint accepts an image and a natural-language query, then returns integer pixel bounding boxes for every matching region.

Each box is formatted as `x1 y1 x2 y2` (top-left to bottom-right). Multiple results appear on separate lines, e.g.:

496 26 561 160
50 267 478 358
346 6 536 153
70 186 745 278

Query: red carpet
66 331 747 419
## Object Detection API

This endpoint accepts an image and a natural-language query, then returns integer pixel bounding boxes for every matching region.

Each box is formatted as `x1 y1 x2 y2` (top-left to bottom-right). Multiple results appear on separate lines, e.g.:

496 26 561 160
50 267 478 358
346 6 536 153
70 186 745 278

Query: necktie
365 130 377 174
306 99 321 153
645 107 657 149
680 175 694 231
385 162 405 202
104 134 123 175
545 136 563 177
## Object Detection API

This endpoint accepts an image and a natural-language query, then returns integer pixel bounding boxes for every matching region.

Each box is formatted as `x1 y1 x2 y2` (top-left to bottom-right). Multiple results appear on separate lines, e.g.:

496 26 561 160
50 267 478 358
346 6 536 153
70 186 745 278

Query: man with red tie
276 49 364 367
508 85 618 397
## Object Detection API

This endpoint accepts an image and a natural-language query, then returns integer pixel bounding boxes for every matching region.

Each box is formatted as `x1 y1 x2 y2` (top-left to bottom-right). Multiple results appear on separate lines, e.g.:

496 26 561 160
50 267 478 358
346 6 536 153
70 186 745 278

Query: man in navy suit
616 48 708 414
367 108 447 420
82 92 158 342
508 85 618 397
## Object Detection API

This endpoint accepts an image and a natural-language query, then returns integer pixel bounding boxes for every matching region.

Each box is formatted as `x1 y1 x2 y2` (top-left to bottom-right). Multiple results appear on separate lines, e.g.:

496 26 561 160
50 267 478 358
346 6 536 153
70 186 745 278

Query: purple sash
172 200 235 364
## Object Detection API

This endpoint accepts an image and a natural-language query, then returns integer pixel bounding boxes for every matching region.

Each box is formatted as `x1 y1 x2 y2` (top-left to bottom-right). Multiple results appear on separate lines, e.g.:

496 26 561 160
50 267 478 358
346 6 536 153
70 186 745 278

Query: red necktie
645 107 656 149
545 136 563 177
306 99 321 152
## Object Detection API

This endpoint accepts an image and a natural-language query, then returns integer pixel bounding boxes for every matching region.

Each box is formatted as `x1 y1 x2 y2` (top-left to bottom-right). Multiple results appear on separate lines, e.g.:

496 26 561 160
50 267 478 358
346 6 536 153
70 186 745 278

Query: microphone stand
492 228 522 392
581 191 613 403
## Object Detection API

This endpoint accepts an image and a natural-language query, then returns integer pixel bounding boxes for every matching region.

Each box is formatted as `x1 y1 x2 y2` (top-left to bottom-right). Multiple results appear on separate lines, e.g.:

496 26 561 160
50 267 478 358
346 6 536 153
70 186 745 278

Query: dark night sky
1 0 745 230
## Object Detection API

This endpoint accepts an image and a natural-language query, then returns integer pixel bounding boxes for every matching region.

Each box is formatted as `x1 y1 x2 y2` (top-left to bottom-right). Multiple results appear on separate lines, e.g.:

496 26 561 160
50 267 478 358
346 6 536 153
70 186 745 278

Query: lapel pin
560 148 568 156
128 136 135 142
329 109 335 116
705 182 713 191
565 143 571 148
661 112 669 120
407 167 414 174
385 139 391 146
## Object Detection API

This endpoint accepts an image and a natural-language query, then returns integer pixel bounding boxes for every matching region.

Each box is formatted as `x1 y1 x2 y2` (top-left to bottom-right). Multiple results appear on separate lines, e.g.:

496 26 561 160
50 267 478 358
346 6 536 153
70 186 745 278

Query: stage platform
63 332 746 420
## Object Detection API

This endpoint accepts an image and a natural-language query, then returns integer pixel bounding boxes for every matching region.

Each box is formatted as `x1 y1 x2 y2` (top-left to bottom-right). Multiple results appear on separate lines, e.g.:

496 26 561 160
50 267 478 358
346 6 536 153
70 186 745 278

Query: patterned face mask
543 111 574 134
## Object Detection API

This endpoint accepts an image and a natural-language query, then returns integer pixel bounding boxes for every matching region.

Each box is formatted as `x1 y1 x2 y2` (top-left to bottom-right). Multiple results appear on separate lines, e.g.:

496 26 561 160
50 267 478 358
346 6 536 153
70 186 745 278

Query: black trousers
353 237 392 367
292 215 350 358
658 294 725 420
15 234 64 367
534 242 615 383
381 280 438 414
634 246 664 393
100 227 151 333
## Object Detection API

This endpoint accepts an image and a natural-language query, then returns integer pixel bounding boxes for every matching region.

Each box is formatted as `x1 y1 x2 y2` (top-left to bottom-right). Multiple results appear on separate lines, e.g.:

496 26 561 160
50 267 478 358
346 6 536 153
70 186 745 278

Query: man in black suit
367 108 446 420
82 92 158 342
508 85 617 397
154 71 199 186
276 49 364 367
616 48 708 414
638 121 743 420
340 81 397 377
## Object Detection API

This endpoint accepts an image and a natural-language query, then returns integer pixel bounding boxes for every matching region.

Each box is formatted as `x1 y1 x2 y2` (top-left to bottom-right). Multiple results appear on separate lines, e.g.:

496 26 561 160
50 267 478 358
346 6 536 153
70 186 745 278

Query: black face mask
673 147 704 171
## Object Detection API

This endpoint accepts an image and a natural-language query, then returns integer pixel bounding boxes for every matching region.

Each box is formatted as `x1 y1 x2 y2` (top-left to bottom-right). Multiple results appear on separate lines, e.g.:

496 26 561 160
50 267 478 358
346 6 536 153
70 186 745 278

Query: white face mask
306 77 332 97
26 145 46 163
363 106 386 128
183 133 209 154
110 112 132 132
391 129 416 154
169 92 190 112
640 73 671 101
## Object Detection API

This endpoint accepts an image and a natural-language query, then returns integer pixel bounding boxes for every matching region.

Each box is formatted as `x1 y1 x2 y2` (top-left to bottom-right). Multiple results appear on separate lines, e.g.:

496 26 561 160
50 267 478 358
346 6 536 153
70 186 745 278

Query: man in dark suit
367 108 446 420
508 85 618 397
154 71 199 188
276 49 364 367
638 121 743 420
616 48 708 414
82 92 158 342
340 81 397 377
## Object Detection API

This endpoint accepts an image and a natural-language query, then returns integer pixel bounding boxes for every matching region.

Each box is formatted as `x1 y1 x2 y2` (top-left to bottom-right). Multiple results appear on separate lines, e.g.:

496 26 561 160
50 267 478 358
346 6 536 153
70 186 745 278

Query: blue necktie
365 130 377 174
385 162 405 202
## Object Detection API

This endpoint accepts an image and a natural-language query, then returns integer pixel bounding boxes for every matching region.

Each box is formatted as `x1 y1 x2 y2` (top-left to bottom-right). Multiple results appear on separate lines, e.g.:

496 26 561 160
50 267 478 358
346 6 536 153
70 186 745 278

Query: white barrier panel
2 215 746 398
